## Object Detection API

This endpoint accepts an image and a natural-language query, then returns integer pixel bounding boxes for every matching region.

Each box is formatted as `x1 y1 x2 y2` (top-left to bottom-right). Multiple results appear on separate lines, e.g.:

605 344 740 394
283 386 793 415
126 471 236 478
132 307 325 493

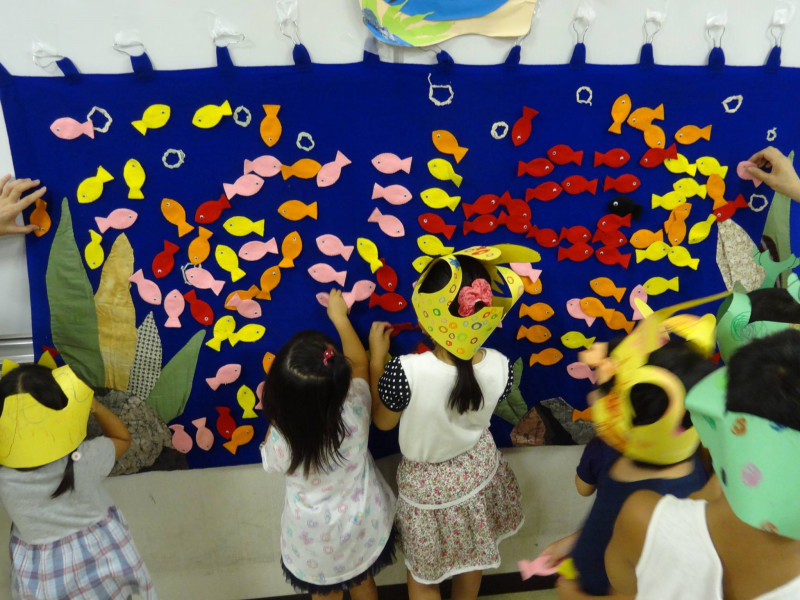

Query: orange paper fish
432 129 468 163
630 228 664 249
519 302 555 321
262 352 276 374
589 277 626 302
278 231 302 268
260 104 282 147
225 285 261 309
643 124 666 148
707 173 726 204
188 227 213 265
626 104 664 131
257 266 281 300
528 348 564 366
603 310 635 334
579 297 614 320
521 275 542 295
608 94 631 134
281 158 322 180
278 200 318 221
160 198 194 237
675 124 712 145
30 199 51 237
572 407 593 422
516 325 552 343
223 424 255 454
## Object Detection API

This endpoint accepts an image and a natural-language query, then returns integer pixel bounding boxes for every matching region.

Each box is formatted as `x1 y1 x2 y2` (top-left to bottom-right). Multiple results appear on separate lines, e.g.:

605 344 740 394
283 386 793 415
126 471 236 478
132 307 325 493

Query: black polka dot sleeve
499 360 514 402
377 357 411 412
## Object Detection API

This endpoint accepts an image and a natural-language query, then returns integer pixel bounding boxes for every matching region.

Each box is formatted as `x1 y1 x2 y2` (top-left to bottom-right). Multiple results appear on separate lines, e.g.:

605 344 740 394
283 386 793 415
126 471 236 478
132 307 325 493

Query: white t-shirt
636 494 800 599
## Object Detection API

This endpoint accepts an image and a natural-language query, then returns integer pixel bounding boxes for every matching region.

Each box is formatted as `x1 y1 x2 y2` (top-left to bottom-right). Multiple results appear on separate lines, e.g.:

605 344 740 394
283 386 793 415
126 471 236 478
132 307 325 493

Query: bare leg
311 591 343 600
451 570 482 600
349 574 378 600
407 570 441 600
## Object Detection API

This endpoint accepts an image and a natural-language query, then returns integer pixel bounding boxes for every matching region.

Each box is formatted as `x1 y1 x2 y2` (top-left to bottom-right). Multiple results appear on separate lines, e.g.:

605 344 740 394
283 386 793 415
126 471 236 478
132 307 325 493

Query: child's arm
91 398 132 459
368 321 402 430
326 288 368 381
575 475 597 497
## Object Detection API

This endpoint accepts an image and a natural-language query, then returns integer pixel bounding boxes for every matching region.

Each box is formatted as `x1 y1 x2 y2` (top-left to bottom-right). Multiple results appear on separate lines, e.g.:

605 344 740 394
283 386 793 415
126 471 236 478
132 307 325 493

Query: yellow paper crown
0 364 93 468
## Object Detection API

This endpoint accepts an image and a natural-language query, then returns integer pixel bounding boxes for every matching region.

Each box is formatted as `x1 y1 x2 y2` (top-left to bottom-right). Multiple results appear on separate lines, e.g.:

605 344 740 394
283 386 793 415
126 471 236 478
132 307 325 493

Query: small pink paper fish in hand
316 234 354 261
629 284 648 320
192 418 214 451
94 208 138 233
206 363 242 390
317 151 352 187
567 362 597 384
223 174 264 199
244 155 282 178
163 289 185 328
169 425 193 454
308 263 347 286
129 269 162 305
566 298 596 327
184 266 225 295
50 117 95 140
238 238 279 262
736 160 763 187
227 293 262 319
518 554 560 580
372 183 412 205
367 207 405 238
372 153 412 174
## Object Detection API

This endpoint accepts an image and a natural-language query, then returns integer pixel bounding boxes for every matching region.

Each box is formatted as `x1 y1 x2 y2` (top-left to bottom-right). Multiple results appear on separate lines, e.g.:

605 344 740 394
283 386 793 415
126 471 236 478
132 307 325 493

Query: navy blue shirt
571 438 707 596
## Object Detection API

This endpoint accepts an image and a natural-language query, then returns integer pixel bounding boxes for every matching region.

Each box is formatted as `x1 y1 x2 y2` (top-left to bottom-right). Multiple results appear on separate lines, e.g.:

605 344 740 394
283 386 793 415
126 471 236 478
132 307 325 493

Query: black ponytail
449 356 483 413
51 455 76 498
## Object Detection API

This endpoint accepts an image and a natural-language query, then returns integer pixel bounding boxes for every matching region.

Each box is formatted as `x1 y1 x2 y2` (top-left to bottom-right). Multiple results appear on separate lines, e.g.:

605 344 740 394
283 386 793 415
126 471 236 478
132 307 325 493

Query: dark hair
0 364 76 497
418 255 491 414
747 288 800 324
726 329 800 431
263 330 351 476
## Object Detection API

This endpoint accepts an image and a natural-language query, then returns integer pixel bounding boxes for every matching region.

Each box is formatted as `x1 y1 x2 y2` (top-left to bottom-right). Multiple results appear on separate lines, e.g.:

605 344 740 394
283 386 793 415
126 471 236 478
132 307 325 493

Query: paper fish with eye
316 151 351 187
418 213 456 240
193 100 232 128
369 292 408 312
308 263 347 287
257 266 281 300
123 158 145 199
714 194 749 222
316 234 353 261
651 191 687 211
183 290 214 326
372 153 412 174
163 289 185 328
629 228 664 249
526 182 563 202
688 214 717 244
151 240 179 279
607 196 642 221
706 174 726 207
77 166 114 203
635 240 670 263
432 129 468 162
464 215 500 235
206 316 237 351
206 364 242 390
663 153 697 177
603 174 640 194
279 232 303 268
557 242 593 262
594 149 630 168
639 144 678 168
548 145 583 166
238 385 259 419
278 200 318 221
160 198 194 237
608 94 631 134
195 194 231 225
412 255 434 273
376 259 397 292
417 234 454 257
518 158 555 178
245 155 282 178
372 182 413 206
567 362 597 384
566 298 595 326
519 302 554 321
368 207 404 237
259 104 282 146
561 331 595 350
30 199 51 237
215 407 237 440
695 156 728 178
526 225 561 248
129 269 162 305
595 246 632 269
50 116 94 140
95 208 137 234
192 418 214 451
84 230 104 270
428 158 462 187
528 348 564 367
589 277 626 302
188 227 213 265
317 280 376 309
512 106 539 146
224 216 264 237
169 425 193 454
223 425 254 455
215 245 246 282
226 292 262 320
736 161 763 187
667 246 700 270
673 178 707 199
262 352 276 375
225 286 260 309
185 266 225 296
238 238 278 262
517 325 552 344
664 204 692 246
223 174 263 199
420 187 461 211
131 104 170 135
281 158 322 180
629 285 648 320
521 275 543 295
675 124 712 145
626 104 664 130
643 124 666 148
462 194 501 218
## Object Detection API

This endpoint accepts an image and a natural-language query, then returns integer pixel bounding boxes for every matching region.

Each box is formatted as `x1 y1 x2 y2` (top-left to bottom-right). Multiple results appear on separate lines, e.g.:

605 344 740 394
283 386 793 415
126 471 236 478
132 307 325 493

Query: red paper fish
603 174 641 194
183 289 214 326
462 194 501 218
195 194 231 225
151 240 179 279
463 214 500 234
418 213 456 240
639 144 678 168
386 322 416 337
376 258 398 292
500 197 532 220
526 182 563 202
560 225 592 244
215 406 237 440
596 214 631 232
595 245 632 269
593 149 630 168
592 229 628 247
558 243 594 262
511 106 539 146
517 158 555 178
498 212 531 234
562 175 597 195
526 225 561 248
369 292 408 312
714 194 748 222
414 342 432 354
548 144 583 166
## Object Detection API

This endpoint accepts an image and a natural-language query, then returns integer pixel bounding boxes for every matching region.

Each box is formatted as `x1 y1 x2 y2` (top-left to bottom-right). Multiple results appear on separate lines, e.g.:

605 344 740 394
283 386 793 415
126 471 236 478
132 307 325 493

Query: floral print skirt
396 430 524 584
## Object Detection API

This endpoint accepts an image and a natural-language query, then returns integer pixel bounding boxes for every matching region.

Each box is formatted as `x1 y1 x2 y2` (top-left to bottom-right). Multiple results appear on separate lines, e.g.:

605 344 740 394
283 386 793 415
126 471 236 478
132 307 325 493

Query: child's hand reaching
326 289 349 325
369 321 392 362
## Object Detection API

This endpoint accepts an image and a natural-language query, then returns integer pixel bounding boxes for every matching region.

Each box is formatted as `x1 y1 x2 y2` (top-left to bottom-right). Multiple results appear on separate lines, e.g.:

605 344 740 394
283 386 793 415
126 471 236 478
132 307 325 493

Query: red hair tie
457 279 493 317
322 348 335 366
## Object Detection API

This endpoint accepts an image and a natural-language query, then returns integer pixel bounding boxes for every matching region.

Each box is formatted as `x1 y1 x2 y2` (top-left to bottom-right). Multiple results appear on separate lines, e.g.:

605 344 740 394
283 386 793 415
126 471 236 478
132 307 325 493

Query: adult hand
747 147 800 201
0 175 46 236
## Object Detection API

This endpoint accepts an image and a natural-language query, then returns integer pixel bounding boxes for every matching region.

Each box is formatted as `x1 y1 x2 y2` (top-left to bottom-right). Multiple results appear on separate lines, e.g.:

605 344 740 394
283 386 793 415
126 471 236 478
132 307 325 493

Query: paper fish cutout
639 144 678 168
420 187 461 211
714 194 748 222
163 289 185 328
509 263 541 280
244 155 283 178
519 302 554 321
215 245 246 282
675 124 712 144
525 182 563 202
195 194 231 225
417 234 454 256
643 276 679 296
255 382 265 410
238 239 278 261
664 205 692 246
511 106 539 146
596 214 631 232
160 198 194 237
608 94 631 134
183 290 214 326
594 149 630 168
281 158 322 180
169 425 193 454
152 240 179 279
238 385 258 419
372 153 412 174
77 166 113 203
603 309 635 334
561 332 595 350
664 153 698 177
547 144 583 166
192 418 214 451
696 156 728 178
590 277 626 302
129 269 162 305
278 200 317 221
386 322 416 337
223 216 264 238
224 286 260 309
517 325 552 343
630 228 664 249
706 174 726 206
84 230 104 270
95 208 137 234
498 212 531 234
223 425 254 455
627 104 664 130
185 266 224 295
519 554 562 580
308 263 347 287
257 266 281 300
558 242 593 262
412 255 434 273
673 178 707 199
561 226 592 244
651 191 687 211
596 246 632 269
688 214 717 244
226 292 262 320
368 207 404 237
316 280 376 309
369 292 408 312
316 151 351 187
215 406 237 440
667 246 700 270
528 348 563 366
603 174 640 194
635 240 670 263
579 297 614 321
463 215 500 235
223 174 264 199
518 158 556 179
562 175 597 195
526 225 561 248
432 129 468 162
643 124 666 148
593 227 628 248
567 362 597 384
193 100 232 128
262 352 276 375
259 104 281 146
316 234 353 260
206 316 237 351
356 237 383 272
566 298 595 326
418 213 456 240
372 182 413 205
279 231 303 268
629 285 648 320
30 199 51 237
50 116 94 140
521 275 543 295
428 158 462 187
188 227 213 265
462 194 501 218
736 160 763 187
132 104 170 135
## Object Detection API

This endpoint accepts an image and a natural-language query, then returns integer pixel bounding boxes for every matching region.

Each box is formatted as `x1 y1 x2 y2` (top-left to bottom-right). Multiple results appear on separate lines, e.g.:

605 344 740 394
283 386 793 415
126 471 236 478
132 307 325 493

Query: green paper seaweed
493 357 528 425
46 199 104 387
146 330 206 423
128 312 163 401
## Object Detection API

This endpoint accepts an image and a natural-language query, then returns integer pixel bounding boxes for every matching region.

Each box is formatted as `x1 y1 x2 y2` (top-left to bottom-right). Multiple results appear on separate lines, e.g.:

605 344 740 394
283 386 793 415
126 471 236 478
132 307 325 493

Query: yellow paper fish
356 237 383 272
651 191 687 211
412 255 433 273
420 187 461 211
123 158 145 200
672 178 707 199
84 230 104 270
230 323 266 346
192 100 232 128
561 331 596 350
215 245 246 282
608 94 631 134
427 158 463 187
688 214 717 244
188 227 213 265
206 315 237 351
237 385 258 419
260 104 282 147
279 232 302 268
695 156 728 178
635 240 670 263
417 234 454 257
160 198 194 237
663 153 698 177
131 104 170 135
278 200 318 221
223 216 264 237
643 276 680 295
432 130 468 163
667 246 700 270
77 166 114 204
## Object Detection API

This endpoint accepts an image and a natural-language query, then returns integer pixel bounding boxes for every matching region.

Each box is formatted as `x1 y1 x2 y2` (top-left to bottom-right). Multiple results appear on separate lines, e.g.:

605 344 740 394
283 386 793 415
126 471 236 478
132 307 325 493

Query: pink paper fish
367 207 405 238
566 298 596 327
629 284 648 320
316 234 353 261
255 381 264 411
129 269 162 305
238 238 279 262
244 155 282 178
50 117 94 140
736 160 763 187
372 183 413 205
184 266 224 295
518 554 560 580
169 424 193 454
317 280 376 309
317 151 352 187
308 263 347 286
94 208 138 233
509 263 542 280
226 293 262 319
371 153 412 174
192 417 215 451
223 174 264 199
567 362 597 384
206 363 242 390
163 289 185 328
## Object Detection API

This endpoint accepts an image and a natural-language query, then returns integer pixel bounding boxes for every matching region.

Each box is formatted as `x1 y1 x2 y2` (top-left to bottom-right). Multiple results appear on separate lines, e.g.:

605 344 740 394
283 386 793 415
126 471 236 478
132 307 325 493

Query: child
369 246 533 600
606 329 800 598
260 289 396 600
0 363 156 600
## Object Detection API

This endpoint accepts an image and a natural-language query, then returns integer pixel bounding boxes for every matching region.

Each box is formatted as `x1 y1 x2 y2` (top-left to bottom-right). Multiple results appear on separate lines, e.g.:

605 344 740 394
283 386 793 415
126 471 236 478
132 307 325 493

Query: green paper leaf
46 198 104 387
146 330 206 422
493 358 528 425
